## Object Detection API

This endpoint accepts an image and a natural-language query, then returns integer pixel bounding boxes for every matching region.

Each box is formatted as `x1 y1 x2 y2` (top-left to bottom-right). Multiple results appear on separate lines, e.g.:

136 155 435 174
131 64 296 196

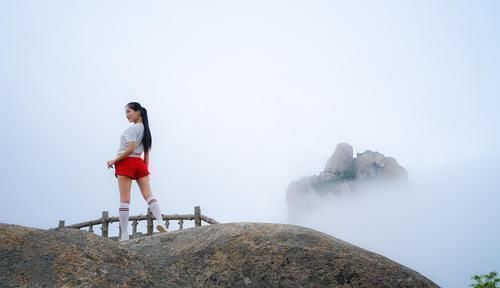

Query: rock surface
322 143 355 181
0 224 160 287
1 222 438 287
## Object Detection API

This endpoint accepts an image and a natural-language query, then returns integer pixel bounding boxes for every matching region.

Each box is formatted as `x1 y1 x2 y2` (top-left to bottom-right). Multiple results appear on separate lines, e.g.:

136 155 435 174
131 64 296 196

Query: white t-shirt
116 123 144 158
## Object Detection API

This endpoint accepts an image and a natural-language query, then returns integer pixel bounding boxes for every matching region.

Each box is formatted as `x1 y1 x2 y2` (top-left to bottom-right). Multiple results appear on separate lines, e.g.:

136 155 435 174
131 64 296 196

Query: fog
1 1 499 287
289 159 500 287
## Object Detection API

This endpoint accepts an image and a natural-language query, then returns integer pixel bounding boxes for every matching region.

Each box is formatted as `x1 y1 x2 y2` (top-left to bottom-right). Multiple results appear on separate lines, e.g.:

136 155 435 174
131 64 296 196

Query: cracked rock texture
1 222 438 287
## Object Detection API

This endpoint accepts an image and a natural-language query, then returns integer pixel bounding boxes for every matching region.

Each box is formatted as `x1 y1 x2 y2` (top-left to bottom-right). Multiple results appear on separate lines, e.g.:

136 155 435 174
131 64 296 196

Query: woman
107 102 168 242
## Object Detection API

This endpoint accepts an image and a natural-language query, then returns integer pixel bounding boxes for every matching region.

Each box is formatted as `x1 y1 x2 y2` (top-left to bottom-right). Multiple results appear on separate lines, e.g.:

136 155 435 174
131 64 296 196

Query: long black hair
126 102 152 153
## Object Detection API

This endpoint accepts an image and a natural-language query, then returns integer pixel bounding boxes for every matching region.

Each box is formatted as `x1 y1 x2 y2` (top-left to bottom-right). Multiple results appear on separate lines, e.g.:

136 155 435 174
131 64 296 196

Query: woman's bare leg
118 175 132 203
136 175 152 201
136 175 167 232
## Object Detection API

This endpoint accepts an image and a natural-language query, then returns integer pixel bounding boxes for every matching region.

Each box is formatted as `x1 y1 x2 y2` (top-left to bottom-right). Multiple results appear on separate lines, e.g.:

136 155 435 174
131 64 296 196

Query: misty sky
1 1 499 287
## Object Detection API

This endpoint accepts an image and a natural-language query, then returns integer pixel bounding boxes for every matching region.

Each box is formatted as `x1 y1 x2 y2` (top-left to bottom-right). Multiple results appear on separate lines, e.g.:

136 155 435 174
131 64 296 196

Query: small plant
334 170 356 180
470 271 500 288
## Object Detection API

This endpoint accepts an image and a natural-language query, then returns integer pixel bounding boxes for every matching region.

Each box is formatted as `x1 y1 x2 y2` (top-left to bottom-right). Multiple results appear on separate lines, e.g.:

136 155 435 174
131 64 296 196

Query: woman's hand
107 159 117 169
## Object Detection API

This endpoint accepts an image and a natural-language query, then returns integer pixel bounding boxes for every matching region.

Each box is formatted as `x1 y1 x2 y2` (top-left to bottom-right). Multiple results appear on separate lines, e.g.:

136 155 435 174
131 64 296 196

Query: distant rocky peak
287 143 408 209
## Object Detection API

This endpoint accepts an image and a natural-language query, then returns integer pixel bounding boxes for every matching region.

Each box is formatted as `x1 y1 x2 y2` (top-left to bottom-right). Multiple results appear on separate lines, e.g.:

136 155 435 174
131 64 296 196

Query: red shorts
115 157 150 180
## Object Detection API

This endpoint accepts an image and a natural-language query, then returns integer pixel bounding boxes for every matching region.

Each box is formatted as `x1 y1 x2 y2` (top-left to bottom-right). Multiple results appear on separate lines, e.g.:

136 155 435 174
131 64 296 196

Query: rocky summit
0 223 437 288
0 222 438 287
287 143 409 210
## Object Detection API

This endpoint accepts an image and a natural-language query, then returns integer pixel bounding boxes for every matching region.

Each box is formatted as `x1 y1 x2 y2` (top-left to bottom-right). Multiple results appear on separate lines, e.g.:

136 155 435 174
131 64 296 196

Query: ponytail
126 102 152 153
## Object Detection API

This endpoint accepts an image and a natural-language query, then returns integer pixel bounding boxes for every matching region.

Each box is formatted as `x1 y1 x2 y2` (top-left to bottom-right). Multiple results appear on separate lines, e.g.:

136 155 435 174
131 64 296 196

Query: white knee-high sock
119 202 129 239
146 195 163 224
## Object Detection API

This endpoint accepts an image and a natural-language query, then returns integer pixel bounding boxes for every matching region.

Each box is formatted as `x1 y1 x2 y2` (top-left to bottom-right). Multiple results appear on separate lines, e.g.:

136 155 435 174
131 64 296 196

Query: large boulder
0 223 438 287
0 224 161 287
321 142 355 182
287 143 408 211
354 151 408 181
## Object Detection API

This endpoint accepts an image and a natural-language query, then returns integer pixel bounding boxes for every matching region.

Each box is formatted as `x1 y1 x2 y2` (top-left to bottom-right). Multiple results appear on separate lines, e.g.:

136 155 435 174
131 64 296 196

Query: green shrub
470 271 500 288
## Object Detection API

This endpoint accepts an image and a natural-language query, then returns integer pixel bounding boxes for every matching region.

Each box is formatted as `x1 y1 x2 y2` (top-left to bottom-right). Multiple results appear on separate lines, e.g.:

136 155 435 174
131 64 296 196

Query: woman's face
125 106 141 122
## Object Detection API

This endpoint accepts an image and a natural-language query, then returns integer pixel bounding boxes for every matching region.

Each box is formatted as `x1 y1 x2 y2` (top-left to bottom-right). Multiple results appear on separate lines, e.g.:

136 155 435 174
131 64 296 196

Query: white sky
1 1 499 287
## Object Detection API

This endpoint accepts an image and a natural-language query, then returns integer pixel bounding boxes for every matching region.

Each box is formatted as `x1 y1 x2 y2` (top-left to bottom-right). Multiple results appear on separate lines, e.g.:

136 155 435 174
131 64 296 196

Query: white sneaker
119 235 129 242
156 223 168 233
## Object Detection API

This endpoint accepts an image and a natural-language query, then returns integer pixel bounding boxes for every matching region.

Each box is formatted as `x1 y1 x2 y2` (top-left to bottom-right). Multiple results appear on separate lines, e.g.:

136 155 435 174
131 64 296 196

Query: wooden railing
54 206 219 240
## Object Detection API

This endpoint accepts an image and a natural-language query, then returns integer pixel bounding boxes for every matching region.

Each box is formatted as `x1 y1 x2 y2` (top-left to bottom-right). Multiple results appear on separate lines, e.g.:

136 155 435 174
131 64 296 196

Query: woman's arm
144 150 149 167
115 142 136 162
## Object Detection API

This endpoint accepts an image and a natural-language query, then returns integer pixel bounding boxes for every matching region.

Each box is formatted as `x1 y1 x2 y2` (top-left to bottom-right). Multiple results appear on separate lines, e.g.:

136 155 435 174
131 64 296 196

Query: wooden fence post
178 219 184 230
165 219 170 230
147 208 153 235
101 211 109 238
132 220 138 236
194 206 201 227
